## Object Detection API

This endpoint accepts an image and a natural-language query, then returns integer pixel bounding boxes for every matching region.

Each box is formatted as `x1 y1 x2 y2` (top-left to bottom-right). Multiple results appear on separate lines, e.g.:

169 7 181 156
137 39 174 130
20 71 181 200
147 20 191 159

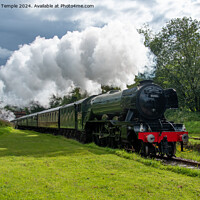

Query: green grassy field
0 126 200 200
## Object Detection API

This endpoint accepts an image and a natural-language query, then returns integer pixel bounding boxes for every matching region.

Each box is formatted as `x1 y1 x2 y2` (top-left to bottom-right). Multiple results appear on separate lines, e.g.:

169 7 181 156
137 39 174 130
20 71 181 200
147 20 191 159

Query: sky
0 0 200 109
1 0 199 65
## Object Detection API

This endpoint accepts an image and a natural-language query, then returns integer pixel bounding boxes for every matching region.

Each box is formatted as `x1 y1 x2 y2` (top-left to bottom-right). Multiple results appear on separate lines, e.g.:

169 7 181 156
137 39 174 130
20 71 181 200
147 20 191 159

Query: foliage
101 85 121 93
27 101 46 114
165 109 200 122
128 71 153 88
165 109 200 134
0 119 11 127
139 17 200 111
4 105 17 112
49 94 62 108
61 87 88 105
0 127 200 199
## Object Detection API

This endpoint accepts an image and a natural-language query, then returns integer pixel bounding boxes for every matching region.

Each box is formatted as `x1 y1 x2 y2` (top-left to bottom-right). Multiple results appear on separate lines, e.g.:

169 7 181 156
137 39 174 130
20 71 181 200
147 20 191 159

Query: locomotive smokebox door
164 89 178 109
136 83 166 119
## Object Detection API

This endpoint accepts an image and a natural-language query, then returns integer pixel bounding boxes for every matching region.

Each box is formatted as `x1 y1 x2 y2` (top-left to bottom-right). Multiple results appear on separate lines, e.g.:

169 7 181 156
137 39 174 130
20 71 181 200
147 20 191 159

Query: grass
175 142 200 162
0 127 200 199
185 121 200 135
176 137 200 162
165 109 200 135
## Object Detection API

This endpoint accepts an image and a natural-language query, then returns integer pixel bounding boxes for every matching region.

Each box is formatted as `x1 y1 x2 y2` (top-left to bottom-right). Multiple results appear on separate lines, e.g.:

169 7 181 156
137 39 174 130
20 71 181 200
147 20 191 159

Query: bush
0 119 11 127
165 109 200 123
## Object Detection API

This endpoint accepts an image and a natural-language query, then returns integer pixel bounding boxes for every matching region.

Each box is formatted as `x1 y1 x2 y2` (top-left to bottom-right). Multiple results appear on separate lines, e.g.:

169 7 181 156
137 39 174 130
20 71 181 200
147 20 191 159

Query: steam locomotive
13 80 188 157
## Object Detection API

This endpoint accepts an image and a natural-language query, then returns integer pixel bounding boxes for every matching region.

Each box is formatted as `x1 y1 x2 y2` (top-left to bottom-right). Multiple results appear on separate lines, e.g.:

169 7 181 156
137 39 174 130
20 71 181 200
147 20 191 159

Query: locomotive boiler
90 80 176 120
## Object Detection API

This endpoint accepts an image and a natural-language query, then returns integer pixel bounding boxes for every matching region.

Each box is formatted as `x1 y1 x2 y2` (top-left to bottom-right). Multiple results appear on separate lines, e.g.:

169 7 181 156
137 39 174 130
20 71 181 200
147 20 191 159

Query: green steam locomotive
13 81 188 157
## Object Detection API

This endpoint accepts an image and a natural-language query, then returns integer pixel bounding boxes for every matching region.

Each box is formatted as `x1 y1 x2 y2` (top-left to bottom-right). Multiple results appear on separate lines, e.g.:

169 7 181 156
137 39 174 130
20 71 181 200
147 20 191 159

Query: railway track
189 137 200 140
155 156 200 169
125 147 200 169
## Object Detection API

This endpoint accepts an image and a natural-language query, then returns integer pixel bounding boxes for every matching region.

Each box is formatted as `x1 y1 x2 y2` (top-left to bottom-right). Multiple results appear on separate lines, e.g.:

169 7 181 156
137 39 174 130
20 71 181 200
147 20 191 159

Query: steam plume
0 108 15 121
0 21 154 107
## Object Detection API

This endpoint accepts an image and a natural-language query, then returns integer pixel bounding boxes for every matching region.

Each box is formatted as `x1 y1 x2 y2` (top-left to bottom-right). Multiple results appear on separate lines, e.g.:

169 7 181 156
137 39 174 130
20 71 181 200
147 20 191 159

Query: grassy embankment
165 110 200 161
0 120 200 200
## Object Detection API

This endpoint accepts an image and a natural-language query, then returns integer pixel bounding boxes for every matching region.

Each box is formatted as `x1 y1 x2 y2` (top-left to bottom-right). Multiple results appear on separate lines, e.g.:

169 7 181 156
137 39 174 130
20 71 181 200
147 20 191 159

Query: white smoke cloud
0 108 15 121
0 21 154 107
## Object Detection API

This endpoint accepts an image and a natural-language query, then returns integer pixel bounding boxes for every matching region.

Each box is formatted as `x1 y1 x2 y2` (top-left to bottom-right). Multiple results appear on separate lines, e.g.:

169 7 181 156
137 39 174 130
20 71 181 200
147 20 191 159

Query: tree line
137 17 200 112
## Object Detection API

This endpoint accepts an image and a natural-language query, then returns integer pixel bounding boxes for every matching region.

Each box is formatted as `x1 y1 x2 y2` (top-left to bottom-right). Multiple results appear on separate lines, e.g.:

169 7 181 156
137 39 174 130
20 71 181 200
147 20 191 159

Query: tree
140 17 200 111
49 94 62 108
61 87 88 105
101 85 120 94
28 101 45 113
128 70 154 88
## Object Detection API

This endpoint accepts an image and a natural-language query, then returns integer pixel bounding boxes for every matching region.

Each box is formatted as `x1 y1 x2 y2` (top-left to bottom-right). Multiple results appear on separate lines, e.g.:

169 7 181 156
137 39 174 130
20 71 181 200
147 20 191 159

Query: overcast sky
0 0 200 66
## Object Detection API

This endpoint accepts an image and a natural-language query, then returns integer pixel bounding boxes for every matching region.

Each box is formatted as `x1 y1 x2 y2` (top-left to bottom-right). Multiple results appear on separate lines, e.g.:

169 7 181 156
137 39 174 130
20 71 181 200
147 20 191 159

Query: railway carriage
59 96 96 141
26 113 38 129
37 107 61 132
17 115 28 128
